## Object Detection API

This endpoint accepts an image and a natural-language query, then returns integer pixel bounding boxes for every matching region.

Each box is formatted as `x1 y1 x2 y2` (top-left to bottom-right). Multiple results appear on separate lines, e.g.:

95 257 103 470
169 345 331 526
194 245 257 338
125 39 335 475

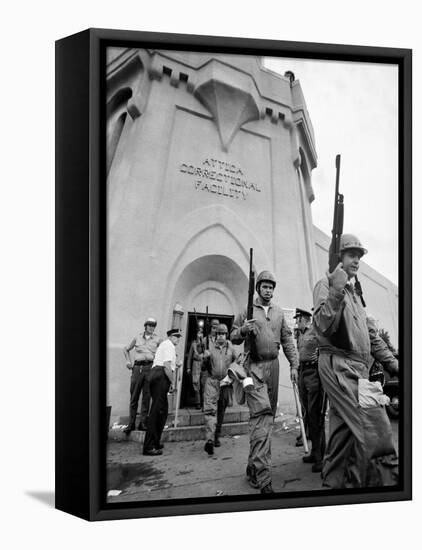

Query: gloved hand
386 359 399 376
241 319 257 336
327 262 348 292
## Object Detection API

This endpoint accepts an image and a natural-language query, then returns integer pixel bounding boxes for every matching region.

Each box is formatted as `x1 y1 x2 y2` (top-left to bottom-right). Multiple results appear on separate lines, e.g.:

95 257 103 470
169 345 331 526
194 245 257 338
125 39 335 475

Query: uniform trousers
246 358 279 489
191 360 202 406
298 363 326 461
143 367 170 452
128 361 152 428
319 353 398 488
203 376 232 441
200 370 208 408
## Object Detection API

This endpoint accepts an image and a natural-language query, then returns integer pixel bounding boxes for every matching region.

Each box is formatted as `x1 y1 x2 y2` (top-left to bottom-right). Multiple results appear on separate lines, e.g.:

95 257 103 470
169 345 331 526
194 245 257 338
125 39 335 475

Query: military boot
312 461 323 473
302 454 316 463
260 483 274 494
246 464 259 489
204 439 214 455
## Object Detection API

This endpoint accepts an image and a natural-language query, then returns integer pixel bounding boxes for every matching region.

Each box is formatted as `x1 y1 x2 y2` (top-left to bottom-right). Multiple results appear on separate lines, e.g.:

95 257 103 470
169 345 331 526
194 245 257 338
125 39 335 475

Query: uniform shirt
152 339 177 371
204 340 237 380
313 276 398 370
231 298 299 368
296 325 319 363
126 332 161 362
189 339 205 368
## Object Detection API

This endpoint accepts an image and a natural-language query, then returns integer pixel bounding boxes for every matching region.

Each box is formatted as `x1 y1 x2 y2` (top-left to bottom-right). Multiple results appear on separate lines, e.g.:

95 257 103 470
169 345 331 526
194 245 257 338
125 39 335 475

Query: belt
300 360 318 369
134 360 153 366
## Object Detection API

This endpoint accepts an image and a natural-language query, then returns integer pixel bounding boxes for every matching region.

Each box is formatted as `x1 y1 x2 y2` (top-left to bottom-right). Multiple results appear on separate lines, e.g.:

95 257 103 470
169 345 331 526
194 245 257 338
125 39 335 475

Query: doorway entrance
180 311 234 408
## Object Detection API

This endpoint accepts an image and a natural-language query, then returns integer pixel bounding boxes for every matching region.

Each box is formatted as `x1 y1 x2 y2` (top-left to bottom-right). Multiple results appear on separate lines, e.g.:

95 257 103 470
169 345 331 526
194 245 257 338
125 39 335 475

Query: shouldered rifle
243 248 256 368
328 154 344 273
205 306 209 350
328 155 366 307
247 248 255 320
328 155 351 349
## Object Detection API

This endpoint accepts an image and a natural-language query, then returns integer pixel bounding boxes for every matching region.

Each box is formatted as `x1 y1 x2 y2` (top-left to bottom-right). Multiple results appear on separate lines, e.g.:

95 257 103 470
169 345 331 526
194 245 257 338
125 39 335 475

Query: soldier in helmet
123 317 161 434
202 323 237 455
313 234 399 488
187 326 205 410
231 271 299 493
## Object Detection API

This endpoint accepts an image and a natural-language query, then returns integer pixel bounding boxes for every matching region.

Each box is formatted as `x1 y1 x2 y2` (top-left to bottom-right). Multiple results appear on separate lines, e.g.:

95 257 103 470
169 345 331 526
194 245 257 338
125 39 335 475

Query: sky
264 57 399 285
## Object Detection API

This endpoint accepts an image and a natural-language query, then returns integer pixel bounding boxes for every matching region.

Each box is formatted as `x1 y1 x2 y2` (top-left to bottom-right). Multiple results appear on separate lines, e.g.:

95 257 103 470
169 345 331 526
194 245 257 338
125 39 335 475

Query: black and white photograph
4 0 420 545
105 43 404 505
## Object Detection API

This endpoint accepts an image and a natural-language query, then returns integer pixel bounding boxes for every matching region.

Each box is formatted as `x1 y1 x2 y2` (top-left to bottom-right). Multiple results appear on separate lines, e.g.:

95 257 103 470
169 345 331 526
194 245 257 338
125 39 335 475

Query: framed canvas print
55 28 412 521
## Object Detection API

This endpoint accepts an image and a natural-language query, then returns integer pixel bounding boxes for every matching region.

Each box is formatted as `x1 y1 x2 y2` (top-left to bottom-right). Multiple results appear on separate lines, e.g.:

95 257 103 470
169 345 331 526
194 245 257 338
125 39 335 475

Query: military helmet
256 270 276 291
216 323 228 334
340 234 368 257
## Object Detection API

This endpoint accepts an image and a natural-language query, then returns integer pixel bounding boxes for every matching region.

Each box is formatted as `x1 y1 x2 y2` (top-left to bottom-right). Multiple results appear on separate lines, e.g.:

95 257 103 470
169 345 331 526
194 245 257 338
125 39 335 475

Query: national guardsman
231 271 299 494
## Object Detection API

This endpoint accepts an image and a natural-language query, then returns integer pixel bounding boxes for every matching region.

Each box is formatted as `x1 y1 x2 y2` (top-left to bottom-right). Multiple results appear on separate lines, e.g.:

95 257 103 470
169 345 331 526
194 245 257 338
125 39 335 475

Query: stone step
116 406 250 428
108 421 249 443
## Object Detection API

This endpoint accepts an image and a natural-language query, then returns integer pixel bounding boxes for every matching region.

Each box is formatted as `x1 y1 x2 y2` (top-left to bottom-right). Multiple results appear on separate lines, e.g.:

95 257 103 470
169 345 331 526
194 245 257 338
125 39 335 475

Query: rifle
243 248 255 369
237 248 255 389
205 306 209 350
232 249 255 375
328 155 352 349
173 360 183 428
328 154 344 273
247 248 255 321
328 155 366 307
292 382 309 454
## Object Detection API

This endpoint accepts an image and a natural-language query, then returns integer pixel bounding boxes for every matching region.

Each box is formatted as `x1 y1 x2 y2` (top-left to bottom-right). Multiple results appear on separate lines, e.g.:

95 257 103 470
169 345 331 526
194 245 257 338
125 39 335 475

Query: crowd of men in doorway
121 234 399 494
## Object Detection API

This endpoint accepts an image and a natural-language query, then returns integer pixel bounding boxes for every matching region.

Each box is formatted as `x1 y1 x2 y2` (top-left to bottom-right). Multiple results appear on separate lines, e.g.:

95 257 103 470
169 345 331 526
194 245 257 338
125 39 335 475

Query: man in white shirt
143 329 182 456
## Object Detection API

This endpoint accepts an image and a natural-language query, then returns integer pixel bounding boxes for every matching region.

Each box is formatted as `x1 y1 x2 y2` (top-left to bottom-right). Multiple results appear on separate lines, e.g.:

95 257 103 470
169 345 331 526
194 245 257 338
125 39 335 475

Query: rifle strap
354 277 366 308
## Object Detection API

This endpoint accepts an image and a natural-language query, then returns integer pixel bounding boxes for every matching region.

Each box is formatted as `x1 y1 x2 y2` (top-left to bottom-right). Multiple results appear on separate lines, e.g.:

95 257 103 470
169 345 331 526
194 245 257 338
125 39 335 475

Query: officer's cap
293 308 312 319
144 317 157 326
167 328 182 338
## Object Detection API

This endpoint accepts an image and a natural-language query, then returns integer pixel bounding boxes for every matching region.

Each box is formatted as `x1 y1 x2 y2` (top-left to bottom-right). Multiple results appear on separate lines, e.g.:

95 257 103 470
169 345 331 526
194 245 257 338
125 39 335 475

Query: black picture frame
55 28 412 521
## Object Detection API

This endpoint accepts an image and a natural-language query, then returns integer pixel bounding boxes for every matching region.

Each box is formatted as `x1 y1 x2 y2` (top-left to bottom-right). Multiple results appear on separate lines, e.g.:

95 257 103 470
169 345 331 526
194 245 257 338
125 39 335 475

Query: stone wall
106 48 398 420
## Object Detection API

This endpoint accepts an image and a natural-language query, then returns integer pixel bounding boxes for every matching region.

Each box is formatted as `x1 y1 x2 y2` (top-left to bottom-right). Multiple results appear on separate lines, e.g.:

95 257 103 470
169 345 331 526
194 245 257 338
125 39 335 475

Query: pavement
106 417 399 502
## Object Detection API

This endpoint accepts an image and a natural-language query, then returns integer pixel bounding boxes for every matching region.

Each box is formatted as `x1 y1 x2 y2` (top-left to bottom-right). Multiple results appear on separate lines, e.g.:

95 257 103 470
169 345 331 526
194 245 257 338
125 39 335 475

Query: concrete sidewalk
107 416 322 502
107 417 399 503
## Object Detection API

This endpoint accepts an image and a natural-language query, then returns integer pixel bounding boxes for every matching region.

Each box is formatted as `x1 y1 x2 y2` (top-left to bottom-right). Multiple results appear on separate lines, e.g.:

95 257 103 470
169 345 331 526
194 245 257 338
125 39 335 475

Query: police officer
203 324 237 455
143 329 182 455
313 234 399 488
123 318 161 434
294 308 325 473
231 271 299 493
